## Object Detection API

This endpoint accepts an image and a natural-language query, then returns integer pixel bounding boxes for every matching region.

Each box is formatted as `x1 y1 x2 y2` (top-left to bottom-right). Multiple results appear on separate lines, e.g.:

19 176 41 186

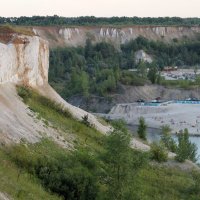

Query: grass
17 86 105 153
137 165 196 200
9 85 200 199
1 139 199 200
0 148 62 200
160 79 199 90
0 24 34 36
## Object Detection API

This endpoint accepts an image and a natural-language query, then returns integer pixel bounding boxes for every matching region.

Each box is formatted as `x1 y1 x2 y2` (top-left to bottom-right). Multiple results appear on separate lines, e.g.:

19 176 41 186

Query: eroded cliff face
33 26 200 48
0 32 110 144
0 35 49 87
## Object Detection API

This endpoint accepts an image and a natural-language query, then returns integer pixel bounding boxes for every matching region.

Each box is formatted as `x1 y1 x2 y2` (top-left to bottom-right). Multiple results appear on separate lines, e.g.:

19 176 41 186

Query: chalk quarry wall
0 35 49 87
33 26 200 47
0 33 110 144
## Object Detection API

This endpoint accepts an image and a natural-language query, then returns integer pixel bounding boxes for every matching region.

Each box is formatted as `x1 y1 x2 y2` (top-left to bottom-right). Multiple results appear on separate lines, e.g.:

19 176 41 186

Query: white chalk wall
0 36 49 87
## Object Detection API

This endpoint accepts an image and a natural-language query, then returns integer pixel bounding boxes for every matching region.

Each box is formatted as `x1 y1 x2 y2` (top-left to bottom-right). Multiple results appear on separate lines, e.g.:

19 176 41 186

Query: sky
0 0 200 18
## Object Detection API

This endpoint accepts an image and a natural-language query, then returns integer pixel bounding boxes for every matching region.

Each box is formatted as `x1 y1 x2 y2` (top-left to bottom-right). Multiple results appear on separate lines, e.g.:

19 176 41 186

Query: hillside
1 25 200 200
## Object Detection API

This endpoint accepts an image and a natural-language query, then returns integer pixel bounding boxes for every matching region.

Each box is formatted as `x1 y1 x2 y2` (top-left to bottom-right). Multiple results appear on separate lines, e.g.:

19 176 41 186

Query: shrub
17 86 31 103
137 117 147 140
8 141 99 200
150 142 168 162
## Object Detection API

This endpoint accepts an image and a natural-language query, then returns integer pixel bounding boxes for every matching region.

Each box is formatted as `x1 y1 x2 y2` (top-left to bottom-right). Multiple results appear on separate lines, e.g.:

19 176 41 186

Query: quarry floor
103 103 200 135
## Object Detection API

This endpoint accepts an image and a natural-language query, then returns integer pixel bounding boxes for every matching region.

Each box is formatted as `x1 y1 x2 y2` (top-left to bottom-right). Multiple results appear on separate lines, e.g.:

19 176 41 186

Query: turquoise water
142 100 200 106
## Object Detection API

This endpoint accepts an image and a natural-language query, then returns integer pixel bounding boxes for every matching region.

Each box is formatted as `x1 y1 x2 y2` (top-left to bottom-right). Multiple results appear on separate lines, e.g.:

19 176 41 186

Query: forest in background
0 16 200 26
49 36 200 98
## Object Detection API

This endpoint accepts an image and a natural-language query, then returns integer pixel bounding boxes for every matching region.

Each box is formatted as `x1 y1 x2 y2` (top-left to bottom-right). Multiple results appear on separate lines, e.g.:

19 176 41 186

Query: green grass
11 86 200 200
0 148 62 200
17 86 105 153
160 79 199 90
0 24 34 36
137 165 197 200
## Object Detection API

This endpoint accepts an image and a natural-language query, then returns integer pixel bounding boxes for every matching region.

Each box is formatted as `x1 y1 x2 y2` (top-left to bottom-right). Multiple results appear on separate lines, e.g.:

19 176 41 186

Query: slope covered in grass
0 86 200 200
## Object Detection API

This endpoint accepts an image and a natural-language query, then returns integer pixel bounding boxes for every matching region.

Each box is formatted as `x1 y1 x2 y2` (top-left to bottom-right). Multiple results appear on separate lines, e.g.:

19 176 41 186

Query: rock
0 35 49 87
135 50 153 64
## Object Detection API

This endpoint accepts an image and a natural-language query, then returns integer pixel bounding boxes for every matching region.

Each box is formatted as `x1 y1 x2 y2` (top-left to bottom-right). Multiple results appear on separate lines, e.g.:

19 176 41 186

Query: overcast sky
1 0 200 18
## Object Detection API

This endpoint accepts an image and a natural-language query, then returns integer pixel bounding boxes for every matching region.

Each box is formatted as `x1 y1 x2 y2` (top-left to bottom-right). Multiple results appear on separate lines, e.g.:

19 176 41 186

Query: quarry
104 101 200 135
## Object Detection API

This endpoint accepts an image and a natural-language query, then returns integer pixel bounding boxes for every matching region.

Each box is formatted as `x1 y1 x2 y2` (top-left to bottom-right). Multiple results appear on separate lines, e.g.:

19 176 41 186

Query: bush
8 141 99 200
150 142 168 162
17 86 31 103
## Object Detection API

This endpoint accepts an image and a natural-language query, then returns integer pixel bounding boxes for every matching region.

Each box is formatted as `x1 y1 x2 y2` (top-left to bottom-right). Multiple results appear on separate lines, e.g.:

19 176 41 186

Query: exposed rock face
135 50 153 64
0 35 49 87
0 33 110 144
33 26 200 48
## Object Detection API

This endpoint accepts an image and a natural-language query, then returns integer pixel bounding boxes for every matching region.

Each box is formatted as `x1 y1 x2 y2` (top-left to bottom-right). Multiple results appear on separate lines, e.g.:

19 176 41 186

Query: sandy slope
0 83 71 147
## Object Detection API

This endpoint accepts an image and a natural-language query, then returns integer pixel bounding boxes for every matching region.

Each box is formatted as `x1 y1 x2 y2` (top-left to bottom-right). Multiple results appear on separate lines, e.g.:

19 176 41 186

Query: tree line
0 16 200 26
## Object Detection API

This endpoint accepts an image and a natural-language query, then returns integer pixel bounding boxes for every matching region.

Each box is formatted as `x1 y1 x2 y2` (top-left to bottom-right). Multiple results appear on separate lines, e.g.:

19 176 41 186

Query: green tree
160 125 177 153
137 61 148 78
102 121 147 200
148 64 159 84
137 117 147 140
176 129 197 162
80 71 90 97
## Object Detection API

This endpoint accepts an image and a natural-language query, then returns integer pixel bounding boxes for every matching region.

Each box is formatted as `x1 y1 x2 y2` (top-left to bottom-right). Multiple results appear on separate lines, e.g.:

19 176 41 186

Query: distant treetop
0 16 200 26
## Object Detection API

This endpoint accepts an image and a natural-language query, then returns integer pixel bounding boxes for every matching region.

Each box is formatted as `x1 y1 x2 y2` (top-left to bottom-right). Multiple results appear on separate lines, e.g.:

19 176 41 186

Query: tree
176 129 197 162
80 71 90 97
148 64 159 84
85 39 93 58
160 125 177 153
137 117 147 140
102 121 147 200
137 61 148 78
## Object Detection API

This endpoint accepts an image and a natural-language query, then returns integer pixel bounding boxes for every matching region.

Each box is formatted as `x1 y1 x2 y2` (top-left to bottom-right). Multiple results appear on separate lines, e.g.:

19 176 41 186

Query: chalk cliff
0 35 49 87
33 26 200 48
0 32 110 144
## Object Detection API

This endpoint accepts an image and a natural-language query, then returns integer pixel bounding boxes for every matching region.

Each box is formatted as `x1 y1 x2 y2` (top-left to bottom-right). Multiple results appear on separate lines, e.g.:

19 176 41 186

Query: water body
127 124 200 163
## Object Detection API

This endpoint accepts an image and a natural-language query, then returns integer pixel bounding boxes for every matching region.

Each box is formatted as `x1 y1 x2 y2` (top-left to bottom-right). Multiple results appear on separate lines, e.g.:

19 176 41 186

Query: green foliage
150 142 168 162
17 86 31 103
8 140 99 200
147 64 160 84
0 147 62 200
120 70 147 86
160 79 195 89
137 117 147 140
176 129 198 162
137 61 148 78
49 36 200 100
189 171 200 197
13 86 200 200
17 86 105 152
161 125 177 153
17 86 72 118
1 16 200 26
102 122 147 200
